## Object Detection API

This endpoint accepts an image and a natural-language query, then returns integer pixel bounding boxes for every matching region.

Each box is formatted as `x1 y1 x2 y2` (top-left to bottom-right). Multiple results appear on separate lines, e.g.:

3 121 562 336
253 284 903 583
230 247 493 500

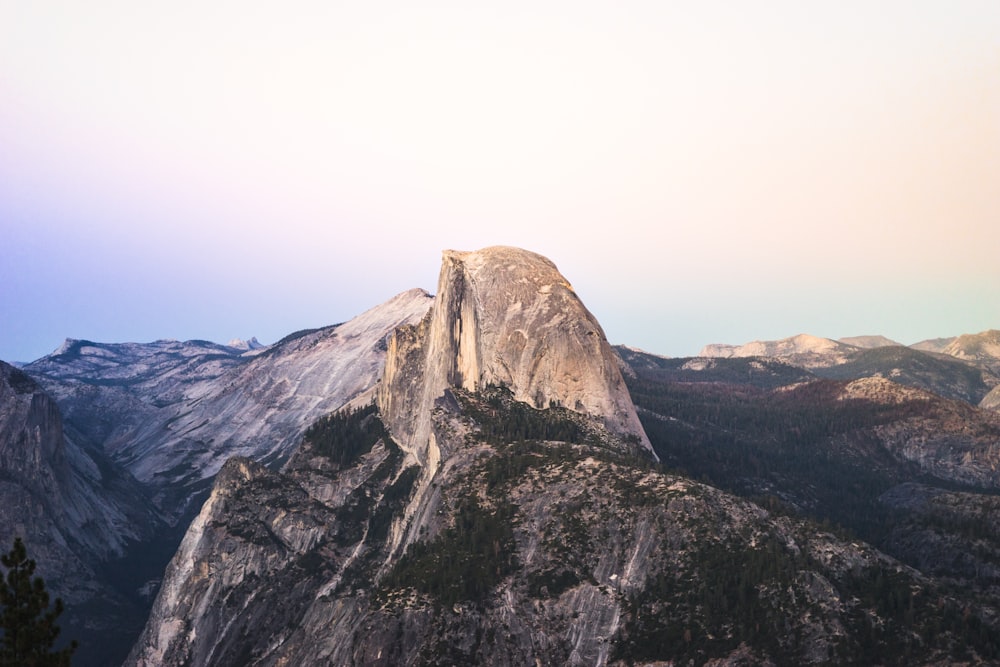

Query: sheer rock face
377 247 652 465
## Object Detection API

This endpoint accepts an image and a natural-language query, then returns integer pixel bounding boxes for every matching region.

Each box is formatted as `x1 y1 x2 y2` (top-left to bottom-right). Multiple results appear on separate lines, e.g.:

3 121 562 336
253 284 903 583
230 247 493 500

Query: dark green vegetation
813 345 994 404
380 386 601 608
616 531 1000 665
456 384 589 446
382 497 518 606
303 402 389 467
618 353 1000 663
0 538 76 667
627 374 928 538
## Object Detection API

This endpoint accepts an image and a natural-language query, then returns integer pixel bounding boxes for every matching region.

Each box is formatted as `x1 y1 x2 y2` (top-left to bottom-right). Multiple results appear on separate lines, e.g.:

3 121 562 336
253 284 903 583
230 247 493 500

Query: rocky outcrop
940 329 1000 372
699 332 999 406
377 247 652 466
834 377 1000 489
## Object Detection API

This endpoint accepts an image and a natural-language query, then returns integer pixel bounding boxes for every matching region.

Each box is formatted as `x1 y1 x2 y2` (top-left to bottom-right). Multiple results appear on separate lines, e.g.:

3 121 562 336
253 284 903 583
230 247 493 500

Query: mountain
11 288 431 666
225 336 266 352
127 248 1000 666
377 247 653 469
812 344 995 405
940 329 1000 374
699 333 858 368
699 332 999 405
0 361 166 666
24 289 433 522
615 346 816 390
838 335 902 348
912 337 956 353
620 346 1000 635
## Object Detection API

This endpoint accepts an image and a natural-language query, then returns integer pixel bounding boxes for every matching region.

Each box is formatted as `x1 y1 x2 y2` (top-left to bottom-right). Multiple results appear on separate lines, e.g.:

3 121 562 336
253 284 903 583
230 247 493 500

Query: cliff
377 246 652 467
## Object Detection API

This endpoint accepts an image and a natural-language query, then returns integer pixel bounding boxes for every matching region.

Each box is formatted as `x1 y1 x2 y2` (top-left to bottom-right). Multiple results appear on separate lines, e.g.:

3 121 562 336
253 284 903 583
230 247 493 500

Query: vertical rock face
378 247 652 465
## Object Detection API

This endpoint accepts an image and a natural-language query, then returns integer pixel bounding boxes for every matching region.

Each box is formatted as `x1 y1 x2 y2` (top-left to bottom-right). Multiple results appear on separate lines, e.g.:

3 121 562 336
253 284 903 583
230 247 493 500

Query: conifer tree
0 537 76 667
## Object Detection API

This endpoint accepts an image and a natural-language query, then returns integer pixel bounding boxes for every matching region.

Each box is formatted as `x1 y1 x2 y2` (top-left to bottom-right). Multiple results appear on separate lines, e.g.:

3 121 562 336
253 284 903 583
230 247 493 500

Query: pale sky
2 1 998 363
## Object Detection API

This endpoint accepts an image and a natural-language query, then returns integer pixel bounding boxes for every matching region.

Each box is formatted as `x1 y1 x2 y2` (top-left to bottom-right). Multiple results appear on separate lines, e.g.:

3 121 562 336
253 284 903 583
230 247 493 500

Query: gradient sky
2 1 998 363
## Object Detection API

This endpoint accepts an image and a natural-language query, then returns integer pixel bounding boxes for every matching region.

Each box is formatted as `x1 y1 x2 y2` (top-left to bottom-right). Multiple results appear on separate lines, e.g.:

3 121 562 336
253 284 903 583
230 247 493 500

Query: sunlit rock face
378 246 653 466
983 384 1000 412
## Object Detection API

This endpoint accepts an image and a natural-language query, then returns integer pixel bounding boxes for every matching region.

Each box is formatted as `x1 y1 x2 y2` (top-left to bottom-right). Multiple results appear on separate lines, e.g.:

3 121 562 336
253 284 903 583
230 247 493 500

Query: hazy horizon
3 1 998 363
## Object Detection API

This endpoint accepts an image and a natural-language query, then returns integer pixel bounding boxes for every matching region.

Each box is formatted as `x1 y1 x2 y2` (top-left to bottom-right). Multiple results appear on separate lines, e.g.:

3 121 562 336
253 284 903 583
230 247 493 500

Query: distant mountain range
699 330 1000 407
2 248 999 666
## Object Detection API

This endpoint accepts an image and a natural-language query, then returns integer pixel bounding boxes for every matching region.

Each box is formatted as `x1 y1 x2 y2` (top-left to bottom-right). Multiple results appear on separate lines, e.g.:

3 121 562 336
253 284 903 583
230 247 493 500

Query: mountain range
3 246 1000 666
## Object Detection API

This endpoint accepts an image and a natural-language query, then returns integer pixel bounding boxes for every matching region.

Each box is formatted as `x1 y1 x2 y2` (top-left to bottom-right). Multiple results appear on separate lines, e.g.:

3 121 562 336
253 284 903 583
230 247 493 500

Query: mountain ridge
4 246 999 666
124 248 1000 666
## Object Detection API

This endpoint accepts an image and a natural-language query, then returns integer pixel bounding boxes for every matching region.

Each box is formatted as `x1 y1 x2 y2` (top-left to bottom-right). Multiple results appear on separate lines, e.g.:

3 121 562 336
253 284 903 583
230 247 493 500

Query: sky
2 1 999 363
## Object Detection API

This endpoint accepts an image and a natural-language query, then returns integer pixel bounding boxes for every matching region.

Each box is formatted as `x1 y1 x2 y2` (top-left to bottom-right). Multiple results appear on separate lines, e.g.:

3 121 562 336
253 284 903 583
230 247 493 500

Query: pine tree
0 537 76 667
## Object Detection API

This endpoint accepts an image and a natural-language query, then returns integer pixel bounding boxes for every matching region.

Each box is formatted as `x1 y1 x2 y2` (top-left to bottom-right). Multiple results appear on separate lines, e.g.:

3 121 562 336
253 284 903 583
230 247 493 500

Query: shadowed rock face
378 246 652 466
0 361 165 667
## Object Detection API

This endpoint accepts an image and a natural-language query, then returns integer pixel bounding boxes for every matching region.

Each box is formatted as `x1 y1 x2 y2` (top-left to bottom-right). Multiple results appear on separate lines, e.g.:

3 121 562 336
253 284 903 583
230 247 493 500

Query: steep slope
0 361 165 667
128 248 1000 666
24 289 433 521
128 385 1000 667
119 288 433 517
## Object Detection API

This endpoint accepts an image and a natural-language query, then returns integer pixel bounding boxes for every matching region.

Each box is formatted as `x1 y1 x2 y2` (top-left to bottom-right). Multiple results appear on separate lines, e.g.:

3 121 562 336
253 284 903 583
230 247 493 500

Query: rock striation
378 247 652 466
25 288 433 523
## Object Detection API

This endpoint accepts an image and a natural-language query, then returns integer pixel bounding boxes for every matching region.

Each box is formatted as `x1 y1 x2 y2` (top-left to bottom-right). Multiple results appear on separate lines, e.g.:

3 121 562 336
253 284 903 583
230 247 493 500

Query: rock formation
377 247 652 466
0 361 165 666
24 288 433 522
126 248 997 666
